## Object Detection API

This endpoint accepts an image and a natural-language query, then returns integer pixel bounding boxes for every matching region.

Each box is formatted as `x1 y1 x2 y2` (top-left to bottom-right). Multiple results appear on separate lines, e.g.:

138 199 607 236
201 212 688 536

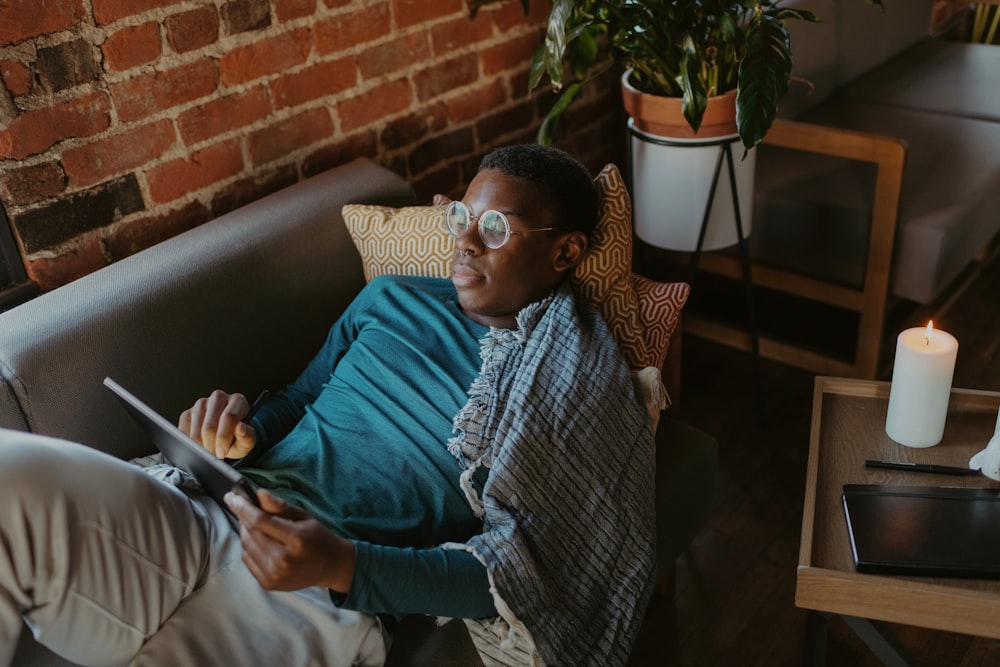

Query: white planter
629 121 757 252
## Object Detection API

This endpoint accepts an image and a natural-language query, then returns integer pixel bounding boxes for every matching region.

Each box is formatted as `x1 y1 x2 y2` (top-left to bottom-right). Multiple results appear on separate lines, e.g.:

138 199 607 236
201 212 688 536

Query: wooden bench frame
683 119 907 379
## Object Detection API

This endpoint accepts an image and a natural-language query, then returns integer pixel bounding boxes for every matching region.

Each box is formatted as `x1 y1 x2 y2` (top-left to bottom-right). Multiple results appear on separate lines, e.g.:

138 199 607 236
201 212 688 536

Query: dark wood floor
634 249 1000 666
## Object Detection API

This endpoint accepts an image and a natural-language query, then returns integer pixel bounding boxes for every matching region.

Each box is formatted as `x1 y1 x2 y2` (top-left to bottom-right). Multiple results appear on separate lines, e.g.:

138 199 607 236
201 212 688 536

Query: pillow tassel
632 366 668 433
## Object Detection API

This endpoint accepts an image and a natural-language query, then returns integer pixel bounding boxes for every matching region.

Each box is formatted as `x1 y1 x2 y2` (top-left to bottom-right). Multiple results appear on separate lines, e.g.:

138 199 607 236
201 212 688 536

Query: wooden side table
797 376 1000 665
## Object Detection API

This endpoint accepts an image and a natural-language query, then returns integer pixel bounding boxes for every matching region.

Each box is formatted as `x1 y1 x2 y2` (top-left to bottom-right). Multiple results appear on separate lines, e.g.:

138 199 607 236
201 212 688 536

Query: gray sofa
1 157 717 666
692 0 1000 378
776 0 999 305
0 157 406 665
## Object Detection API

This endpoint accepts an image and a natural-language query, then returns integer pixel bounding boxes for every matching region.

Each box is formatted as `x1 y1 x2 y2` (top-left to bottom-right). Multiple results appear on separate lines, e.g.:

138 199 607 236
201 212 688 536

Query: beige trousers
0 429 387 667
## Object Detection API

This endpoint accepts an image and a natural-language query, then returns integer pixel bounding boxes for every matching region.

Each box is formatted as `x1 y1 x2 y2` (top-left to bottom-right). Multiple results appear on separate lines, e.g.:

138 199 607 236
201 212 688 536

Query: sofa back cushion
781 0 840 119
779 0 935 119
836 0 935 85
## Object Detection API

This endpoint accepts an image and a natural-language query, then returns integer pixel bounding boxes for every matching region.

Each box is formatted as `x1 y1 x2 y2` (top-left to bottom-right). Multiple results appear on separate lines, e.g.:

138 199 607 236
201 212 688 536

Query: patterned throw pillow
341 204 452 282
570 164 649 371
572 163 688 372
632 273 690 370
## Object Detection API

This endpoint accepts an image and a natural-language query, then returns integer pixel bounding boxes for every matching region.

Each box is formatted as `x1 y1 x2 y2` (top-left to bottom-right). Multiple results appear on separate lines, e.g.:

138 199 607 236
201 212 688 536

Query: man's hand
224 490 356 594
178 390 256 459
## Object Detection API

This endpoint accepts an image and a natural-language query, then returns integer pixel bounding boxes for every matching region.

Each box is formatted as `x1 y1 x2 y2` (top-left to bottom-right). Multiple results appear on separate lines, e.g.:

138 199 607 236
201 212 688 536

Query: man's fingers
204 391 231 457
229 422 257 459
178 409 192 435
235 517 285 588
182 398 207 442
225 491 305 590
257 489 307 519
179 391 256 458
226 491 301 541
198 391 247 457
224 490 260 523
224 491 351 592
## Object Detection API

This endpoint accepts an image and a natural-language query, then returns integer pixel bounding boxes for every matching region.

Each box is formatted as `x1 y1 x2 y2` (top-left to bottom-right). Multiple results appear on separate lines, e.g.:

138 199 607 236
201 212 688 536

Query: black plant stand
628 123 763 406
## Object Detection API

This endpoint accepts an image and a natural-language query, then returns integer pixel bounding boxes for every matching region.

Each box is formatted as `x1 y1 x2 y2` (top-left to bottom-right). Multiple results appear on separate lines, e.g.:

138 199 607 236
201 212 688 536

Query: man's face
451 169 570 329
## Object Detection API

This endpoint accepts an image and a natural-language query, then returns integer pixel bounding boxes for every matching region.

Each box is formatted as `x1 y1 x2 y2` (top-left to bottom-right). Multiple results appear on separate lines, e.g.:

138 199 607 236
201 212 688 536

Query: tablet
843 483 1000 578
104 377 260 508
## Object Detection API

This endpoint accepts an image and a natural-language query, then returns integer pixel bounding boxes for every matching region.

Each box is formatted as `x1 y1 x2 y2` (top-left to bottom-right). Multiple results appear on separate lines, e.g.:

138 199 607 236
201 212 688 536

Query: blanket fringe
459 456 486 518
440 542 540 666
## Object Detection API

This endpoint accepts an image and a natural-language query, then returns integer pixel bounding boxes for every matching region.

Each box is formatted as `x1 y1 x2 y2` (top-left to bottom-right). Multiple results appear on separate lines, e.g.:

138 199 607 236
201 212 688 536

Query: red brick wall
0 0 624 292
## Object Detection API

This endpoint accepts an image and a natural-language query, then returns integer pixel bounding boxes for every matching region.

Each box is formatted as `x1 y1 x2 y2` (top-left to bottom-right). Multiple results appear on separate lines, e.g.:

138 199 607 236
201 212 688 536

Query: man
0 145 654 666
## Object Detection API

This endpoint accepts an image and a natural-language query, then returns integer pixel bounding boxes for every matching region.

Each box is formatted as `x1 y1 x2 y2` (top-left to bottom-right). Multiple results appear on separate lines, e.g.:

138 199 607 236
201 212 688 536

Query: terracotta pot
621 72 738 139
621 70 755 252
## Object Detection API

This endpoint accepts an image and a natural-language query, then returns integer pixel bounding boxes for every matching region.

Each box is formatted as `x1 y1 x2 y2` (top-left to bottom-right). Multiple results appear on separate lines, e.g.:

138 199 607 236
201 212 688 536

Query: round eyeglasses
444 201 567 249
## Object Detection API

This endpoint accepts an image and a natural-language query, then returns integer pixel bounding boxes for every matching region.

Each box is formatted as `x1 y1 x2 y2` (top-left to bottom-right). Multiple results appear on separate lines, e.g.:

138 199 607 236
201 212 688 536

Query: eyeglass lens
445 202 510 249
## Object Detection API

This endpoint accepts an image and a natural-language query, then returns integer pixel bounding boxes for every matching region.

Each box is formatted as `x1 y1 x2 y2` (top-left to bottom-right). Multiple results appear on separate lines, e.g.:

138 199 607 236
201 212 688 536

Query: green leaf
679 53 707 133
767 7 820 23
541 0 574 89
469 0 874 148
567 25 601 79
736 14 792 149
528 43 548 91
537 82 583 145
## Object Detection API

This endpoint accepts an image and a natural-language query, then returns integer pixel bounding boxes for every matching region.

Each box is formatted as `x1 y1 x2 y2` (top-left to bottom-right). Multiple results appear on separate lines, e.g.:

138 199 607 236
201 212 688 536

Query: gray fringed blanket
445 282 656 666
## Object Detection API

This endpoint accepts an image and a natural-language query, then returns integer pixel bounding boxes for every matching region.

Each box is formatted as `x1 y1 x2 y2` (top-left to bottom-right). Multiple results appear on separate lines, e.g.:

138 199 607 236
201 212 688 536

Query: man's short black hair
478 144 599 239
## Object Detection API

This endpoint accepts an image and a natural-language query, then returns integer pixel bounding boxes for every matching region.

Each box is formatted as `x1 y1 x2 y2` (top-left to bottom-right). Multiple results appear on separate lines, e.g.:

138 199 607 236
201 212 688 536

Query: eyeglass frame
444 200 568 249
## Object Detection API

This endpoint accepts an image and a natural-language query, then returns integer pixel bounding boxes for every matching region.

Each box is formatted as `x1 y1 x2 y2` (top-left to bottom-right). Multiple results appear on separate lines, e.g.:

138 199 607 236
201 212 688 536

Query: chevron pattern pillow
572 163 689 371
341 204 453 282
632 273 690 370
570 163 649 370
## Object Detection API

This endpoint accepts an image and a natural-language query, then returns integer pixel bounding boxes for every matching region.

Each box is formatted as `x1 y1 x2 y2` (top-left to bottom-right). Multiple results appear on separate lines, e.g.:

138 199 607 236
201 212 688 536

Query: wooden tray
797 376 1000 638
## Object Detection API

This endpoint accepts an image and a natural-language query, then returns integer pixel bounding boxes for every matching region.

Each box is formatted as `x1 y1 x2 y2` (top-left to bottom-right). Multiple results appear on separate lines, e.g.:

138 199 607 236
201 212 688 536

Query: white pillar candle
885 321 959 448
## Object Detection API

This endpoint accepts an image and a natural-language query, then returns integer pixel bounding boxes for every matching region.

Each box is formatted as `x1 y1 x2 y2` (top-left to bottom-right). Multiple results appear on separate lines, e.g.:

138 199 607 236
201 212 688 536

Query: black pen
244 389 269 422
865 459 978 476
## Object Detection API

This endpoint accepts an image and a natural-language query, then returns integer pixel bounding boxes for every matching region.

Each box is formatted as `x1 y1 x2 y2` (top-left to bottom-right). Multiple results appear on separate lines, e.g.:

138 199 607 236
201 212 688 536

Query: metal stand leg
685 141 764 409
627 125 764 407
806 612 918 667
724 144 762 396
841 616 918 667
685 146 725 284
805 611 831 667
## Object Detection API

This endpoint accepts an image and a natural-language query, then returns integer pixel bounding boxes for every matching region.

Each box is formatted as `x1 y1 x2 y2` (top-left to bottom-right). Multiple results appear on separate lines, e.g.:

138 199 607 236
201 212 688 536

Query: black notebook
842 484 1000 578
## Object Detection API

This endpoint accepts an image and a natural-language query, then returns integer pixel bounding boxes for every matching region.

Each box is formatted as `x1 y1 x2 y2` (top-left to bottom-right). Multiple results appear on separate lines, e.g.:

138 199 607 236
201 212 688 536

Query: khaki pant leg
0 428 388 667
0 429 212 667
133 493 388 667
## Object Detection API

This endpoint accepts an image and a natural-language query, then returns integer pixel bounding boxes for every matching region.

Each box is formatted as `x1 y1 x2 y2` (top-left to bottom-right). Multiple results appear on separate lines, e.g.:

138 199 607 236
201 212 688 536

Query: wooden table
797 376 1000 665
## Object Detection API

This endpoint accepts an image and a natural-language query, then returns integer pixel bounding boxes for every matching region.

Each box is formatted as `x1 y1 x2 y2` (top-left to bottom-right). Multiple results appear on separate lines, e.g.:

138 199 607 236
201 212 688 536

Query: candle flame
924 320 933 347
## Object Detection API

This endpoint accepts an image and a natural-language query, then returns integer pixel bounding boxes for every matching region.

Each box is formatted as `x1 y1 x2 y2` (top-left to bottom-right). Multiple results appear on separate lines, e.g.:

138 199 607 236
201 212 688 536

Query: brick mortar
1 1 621 292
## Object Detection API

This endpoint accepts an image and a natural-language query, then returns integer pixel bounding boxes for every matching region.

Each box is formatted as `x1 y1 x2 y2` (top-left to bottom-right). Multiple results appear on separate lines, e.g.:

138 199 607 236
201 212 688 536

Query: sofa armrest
0 158 415 459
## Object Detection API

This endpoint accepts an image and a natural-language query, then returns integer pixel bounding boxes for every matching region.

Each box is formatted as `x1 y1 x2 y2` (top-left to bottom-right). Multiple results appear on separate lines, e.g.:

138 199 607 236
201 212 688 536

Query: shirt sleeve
342 542 497 619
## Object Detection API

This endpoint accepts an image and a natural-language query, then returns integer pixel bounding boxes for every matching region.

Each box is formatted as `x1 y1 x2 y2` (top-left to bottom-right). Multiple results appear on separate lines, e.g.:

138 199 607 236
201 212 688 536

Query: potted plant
471 0 883 150
470 0 884 252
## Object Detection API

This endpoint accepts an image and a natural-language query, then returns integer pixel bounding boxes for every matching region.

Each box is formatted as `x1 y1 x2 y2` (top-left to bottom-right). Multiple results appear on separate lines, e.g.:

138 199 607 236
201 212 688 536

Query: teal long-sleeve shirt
239 275 496 619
